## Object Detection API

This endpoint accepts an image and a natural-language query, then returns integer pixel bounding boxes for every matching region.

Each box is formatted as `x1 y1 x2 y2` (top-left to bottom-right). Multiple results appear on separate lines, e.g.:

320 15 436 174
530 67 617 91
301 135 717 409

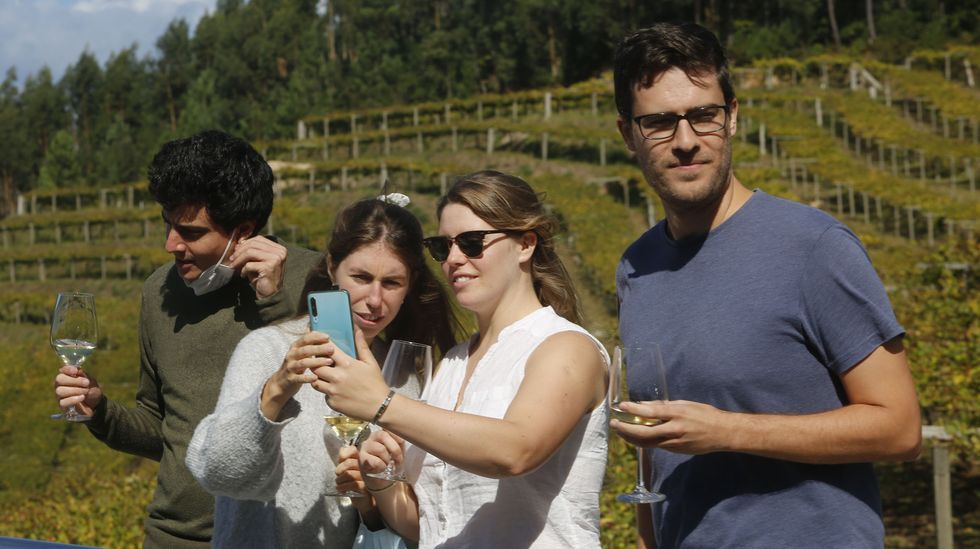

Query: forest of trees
0 0 976 216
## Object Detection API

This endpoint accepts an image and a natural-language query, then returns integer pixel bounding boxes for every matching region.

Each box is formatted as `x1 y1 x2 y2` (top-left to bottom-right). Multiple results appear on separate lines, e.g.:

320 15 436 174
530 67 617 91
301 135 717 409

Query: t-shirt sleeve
798 225 904 375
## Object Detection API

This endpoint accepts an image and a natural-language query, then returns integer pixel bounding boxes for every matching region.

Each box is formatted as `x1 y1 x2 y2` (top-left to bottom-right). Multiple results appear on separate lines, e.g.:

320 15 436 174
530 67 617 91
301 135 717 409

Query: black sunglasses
422 230 520 262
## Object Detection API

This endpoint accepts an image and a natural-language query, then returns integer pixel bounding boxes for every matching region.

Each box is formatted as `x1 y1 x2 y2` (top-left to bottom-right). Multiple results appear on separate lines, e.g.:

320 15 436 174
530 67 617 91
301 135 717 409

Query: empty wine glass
324 407 369 498
50 292 98 422
367 339 433 482
610 344 668 504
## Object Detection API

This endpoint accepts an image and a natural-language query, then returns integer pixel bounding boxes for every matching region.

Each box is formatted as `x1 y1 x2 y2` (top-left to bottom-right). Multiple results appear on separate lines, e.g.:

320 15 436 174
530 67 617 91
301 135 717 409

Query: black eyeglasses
422 230 520 262
632 104 730 141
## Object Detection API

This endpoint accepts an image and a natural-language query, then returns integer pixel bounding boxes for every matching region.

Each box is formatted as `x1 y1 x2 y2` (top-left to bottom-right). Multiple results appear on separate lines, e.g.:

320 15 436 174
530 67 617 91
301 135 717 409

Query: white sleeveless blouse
410 307 609 549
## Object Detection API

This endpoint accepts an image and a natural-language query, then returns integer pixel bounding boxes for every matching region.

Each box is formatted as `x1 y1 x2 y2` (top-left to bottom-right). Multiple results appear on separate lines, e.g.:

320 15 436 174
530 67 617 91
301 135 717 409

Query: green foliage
0 282 155 546
899 243 979 457
37 130 81 189
868 60 980 121
741 102 979 221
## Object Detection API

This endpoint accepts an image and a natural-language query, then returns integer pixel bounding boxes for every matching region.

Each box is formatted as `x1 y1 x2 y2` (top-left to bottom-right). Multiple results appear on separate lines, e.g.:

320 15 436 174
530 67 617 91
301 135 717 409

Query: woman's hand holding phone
260 331 333 420
311 329 388 421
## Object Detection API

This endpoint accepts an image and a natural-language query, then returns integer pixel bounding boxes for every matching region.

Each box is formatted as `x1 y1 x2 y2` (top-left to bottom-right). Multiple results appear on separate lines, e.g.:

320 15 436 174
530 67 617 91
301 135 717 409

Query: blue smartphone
308 289 357 357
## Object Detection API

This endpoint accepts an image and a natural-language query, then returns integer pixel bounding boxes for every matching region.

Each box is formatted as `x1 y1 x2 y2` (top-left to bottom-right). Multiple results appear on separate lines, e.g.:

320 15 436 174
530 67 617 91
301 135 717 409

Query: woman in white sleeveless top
314 171 609 548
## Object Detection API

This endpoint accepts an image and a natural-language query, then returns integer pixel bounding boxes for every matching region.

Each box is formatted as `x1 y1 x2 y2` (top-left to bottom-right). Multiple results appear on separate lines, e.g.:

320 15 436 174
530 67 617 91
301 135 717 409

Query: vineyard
0 51 977 548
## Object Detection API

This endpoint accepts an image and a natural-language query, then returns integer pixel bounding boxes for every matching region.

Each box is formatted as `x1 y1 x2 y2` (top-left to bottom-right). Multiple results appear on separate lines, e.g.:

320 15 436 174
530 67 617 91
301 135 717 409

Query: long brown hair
301 198 460 354
437 170 582 324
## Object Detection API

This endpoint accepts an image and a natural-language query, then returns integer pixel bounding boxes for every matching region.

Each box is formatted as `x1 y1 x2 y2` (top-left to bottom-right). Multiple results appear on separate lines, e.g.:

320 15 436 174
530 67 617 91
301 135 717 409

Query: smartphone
307 289 357 357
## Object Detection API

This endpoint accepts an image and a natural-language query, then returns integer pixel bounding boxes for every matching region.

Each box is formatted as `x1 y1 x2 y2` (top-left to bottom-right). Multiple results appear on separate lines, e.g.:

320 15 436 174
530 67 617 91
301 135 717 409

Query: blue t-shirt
616 190 903 549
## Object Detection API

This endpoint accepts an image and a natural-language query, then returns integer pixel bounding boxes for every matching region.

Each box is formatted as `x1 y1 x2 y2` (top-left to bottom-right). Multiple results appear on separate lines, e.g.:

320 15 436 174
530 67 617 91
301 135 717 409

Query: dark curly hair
148 130 273 235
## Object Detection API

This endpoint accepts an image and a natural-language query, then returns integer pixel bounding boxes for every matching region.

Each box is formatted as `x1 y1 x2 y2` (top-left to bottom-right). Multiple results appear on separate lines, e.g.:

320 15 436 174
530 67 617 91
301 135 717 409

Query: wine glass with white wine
366 339 433 482
323 408 369 498
610 344 668 503
50 292 98 422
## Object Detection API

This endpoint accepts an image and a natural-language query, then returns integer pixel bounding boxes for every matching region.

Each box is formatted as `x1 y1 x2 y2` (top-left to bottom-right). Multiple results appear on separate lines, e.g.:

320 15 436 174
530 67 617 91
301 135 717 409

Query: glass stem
635 446 647 491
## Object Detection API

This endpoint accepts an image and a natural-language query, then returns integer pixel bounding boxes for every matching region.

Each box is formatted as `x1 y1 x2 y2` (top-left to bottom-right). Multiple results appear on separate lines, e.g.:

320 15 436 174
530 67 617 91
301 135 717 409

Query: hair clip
377 192 411 207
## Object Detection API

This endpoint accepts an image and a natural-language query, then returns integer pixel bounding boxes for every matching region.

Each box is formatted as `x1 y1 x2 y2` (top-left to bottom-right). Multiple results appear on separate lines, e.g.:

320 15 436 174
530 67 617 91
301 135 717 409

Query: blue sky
0 0 217 85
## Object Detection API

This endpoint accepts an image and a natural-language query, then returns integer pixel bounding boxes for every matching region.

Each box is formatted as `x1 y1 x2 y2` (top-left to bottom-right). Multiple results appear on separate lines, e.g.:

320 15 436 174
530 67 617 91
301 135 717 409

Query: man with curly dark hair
53 130 322 548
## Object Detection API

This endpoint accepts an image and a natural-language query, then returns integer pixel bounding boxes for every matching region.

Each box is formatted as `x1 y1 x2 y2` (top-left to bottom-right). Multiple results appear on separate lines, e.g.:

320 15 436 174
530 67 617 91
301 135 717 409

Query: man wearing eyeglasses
610 23 921 548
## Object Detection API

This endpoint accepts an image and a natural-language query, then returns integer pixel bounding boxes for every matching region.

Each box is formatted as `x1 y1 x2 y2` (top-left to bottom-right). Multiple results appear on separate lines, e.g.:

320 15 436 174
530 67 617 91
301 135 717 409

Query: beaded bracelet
371 388 396 425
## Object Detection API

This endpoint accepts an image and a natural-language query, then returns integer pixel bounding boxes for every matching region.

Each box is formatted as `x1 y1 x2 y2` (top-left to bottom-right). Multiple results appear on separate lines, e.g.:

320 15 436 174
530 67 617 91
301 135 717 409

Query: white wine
611 406 662 426
53 338 96 366
324 415 367 442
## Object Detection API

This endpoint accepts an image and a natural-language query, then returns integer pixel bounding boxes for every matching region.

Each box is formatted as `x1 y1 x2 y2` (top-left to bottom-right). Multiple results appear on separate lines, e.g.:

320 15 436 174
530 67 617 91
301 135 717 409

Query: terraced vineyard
1 52 976 547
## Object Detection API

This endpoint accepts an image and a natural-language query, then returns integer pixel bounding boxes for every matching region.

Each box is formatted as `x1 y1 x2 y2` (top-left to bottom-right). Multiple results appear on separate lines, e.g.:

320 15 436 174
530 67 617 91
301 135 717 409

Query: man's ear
617 116 637 154
728 97 739 137
238 220 257 239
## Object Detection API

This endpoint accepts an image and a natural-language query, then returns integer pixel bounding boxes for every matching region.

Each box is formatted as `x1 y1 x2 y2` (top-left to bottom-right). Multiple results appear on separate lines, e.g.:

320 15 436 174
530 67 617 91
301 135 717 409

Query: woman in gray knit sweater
187 197 460 548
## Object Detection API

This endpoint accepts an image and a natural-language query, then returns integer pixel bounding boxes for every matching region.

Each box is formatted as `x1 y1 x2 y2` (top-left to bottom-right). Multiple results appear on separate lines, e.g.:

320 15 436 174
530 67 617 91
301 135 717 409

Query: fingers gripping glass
609 345 668 504
422 230 519 262
633 104 730 141
50 292 98 422
367 340 433 483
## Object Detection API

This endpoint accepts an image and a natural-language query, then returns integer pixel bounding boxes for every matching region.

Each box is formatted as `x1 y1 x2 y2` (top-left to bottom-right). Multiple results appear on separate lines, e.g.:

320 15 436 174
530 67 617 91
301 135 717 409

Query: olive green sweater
86 239 323 549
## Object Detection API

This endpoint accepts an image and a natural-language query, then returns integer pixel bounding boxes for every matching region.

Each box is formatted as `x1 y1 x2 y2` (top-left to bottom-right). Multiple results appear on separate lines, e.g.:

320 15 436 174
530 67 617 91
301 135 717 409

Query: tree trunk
547 23 560 82
327 0 337 62
827 0 842 49
1 172 14 218
866 0 877 44
165 81 178 133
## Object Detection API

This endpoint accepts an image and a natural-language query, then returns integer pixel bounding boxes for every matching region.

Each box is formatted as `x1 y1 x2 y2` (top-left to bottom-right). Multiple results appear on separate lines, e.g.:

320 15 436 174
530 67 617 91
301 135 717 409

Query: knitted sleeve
186 326 302 501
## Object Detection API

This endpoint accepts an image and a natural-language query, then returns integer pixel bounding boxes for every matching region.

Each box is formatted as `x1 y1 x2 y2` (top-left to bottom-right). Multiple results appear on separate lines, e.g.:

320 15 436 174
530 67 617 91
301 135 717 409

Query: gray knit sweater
186 317 359 549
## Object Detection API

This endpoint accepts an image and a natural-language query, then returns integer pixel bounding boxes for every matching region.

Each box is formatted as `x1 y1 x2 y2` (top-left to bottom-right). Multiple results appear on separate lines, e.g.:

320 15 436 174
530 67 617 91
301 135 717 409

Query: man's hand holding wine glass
54 365 103 417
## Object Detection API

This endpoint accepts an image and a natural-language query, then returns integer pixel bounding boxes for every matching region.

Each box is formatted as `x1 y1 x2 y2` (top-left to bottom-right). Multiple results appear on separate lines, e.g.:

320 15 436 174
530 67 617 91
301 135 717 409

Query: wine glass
366 339 433 482
610 344 668 504
50 292 98 422
323 408 369 498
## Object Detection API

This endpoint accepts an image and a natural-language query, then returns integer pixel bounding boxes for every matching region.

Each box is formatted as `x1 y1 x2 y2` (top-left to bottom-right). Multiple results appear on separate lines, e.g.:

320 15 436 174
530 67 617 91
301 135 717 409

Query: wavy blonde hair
437 170 582 324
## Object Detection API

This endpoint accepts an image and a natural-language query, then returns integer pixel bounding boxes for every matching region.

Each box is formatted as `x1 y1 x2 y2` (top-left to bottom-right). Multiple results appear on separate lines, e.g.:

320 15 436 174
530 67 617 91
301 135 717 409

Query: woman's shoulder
530 309 609 364
527 307 593 339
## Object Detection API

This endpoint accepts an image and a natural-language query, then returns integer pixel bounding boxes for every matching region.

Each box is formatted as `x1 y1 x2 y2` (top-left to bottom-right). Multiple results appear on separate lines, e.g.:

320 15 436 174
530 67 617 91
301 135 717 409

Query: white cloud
0 0 215 85
72 0 204 14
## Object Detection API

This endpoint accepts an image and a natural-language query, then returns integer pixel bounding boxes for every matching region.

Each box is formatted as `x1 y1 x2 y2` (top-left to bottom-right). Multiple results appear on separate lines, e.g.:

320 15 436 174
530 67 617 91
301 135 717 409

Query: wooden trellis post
922 426 954 549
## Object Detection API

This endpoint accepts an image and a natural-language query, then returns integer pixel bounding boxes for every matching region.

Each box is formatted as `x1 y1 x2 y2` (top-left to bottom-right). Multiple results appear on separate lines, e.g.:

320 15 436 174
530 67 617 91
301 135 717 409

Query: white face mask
184 229 238 296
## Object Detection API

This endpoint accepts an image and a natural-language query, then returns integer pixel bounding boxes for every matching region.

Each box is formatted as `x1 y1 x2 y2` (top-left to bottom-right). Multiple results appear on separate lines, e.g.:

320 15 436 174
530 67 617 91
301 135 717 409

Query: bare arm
612 337 921 464
317 330 607 478
358 431 422 540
